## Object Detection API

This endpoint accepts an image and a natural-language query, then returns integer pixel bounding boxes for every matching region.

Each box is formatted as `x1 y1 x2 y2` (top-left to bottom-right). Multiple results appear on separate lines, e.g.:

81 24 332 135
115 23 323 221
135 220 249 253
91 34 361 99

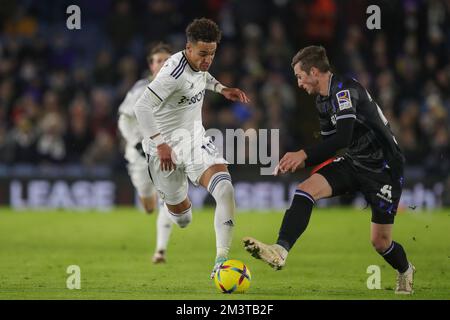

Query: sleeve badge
336 90 352 111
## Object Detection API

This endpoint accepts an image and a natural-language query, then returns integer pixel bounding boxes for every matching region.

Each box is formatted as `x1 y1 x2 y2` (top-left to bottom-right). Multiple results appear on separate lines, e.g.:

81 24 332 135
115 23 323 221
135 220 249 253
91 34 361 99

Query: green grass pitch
0 207 448 300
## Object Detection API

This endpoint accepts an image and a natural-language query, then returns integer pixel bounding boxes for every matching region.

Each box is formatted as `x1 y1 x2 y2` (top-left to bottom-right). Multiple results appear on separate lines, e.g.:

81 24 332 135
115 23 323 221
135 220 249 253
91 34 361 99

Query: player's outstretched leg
203 169 236 279
243 237 288 270
152 199 173 264
243 174 331 270
243 189 315 270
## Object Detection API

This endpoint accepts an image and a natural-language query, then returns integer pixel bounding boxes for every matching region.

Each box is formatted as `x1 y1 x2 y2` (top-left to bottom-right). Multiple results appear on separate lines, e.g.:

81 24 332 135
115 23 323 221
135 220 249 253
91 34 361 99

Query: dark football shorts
315 157 403 224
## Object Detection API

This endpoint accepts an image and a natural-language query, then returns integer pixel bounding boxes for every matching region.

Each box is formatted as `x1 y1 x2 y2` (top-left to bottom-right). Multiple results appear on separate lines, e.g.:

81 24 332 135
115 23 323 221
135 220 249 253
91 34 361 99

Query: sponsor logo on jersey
177 89 205 106
336 90 352 111
376 184 392 203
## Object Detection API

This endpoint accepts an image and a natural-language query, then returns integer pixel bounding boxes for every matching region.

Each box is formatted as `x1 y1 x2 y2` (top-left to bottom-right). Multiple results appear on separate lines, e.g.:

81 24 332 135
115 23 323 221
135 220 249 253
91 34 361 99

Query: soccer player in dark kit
243 45 415 294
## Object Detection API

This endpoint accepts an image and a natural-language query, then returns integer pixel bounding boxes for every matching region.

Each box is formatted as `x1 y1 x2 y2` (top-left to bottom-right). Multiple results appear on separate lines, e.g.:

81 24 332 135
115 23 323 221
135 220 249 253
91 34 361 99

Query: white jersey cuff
152 134 166 146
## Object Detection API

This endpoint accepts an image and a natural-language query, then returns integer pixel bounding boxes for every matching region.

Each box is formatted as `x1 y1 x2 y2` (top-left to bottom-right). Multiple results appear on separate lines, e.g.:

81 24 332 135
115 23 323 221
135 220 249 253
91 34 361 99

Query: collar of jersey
182 51 200 73
318 73 334 101
326 73 334 96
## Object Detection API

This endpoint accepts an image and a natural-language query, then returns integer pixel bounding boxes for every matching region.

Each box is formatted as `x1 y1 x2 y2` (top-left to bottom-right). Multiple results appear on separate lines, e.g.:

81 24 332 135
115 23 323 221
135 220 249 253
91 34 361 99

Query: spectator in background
304 0 337 47
0 123 14 164
106 0 137 54
141 0 177 45
8 115 38 164
0 80 16 121
10 93 40 127
89 88 116 137
93 50 117 86
36 112 66 163
3 4 38 38
398 100 425 165
116 55 138 100
82 129 117 167
64 96 93 163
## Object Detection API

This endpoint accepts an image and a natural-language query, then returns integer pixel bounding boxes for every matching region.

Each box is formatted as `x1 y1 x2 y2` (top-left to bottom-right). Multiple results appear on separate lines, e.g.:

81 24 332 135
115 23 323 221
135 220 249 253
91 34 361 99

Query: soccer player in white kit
134 18 250 278
118 43 174 264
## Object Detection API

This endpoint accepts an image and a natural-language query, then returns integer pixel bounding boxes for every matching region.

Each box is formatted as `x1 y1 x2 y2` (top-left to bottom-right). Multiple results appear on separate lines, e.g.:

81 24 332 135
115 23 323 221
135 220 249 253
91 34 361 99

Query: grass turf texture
0 207 448 300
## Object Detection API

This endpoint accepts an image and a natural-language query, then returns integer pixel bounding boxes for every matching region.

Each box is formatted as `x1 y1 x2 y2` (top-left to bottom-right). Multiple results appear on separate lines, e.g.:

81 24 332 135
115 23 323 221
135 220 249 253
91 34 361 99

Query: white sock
208 172 235 259
155 200 173 252
166 203 192 228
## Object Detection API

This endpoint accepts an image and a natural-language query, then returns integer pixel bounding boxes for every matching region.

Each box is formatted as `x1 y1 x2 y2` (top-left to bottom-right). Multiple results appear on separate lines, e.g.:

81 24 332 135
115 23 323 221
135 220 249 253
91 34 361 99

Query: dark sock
276 190 315 251
380 241 409 273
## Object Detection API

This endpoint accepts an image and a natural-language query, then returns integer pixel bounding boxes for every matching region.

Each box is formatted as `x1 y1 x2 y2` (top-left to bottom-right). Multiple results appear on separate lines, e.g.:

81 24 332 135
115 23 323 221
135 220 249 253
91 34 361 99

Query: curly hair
186 18 221 44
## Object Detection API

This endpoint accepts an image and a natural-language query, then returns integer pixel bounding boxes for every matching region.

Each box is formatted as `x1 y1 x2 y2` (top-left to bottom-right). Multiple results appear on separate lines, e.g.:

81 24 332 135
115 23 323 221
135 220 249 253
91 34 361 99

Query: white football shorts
147 137 228 205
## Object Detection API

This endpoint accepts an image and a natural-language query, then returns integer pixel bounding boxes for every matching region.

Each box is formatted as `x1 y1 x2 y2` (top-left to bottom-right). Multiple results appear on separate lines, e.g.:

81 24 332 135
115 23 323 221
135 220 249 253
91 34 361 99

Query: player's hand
221 87 251 104
157 143 176 171
275 150 307 175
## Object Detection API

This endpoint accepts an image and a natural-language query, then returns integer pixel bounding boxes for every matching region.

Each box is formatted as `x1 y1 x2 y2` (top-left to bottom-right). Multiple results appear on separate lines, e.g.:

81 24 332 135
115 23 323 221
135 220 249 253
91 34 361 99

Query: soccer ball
214 259 251 294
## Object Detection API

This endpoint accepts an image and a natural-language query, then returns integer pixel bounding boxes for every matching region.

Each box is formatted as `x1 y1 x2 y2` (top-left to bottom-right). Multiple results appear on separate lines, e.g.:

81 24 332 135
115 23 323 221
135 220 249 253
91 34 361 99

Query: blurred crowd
0 0 448 180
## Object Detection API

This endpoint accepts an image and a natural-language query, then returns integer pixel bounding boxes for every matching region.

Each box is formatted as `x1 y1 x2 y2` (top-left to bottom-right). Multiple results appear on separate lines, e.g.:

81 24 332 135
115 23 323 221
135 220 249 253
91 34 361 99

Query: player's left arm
277 88 358 174
205 72 250 103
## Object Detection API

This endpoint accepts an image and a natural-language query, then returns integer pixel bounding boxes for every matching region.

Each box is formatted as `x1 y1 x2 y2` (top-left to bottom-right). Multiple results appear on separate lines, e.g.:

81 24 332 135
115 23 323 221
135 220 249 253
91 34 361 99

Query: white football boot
243 237 288 270
395 263 416 294
152 250 166 264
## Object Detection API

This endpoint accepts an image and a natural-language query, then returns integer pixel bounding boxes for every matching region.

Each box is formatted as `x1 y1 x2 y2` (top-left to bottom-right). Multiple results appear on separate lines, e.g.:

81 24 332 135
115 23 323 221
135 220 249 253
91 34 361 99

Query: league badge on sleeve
336 90 352 111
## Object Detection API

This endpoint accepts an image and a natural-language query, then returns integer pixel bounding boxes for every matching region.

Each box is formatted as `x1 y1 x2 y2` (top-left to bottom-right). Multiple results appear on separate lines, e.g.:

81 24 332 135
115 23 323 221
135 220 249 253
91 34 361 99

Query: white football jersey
118 77 152 164
119 78 150 117
142 51 221 154
118 78 150 147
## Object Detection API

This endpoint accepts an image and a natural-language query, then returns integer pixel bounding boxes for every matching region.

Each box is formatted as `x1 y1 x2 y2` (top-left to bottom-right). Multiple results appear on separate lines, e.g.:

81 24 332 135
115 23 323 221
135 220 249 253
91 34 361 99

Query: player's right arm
276 90 357 175
301 88 358 168
134 62 180 171
306 114 337 174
